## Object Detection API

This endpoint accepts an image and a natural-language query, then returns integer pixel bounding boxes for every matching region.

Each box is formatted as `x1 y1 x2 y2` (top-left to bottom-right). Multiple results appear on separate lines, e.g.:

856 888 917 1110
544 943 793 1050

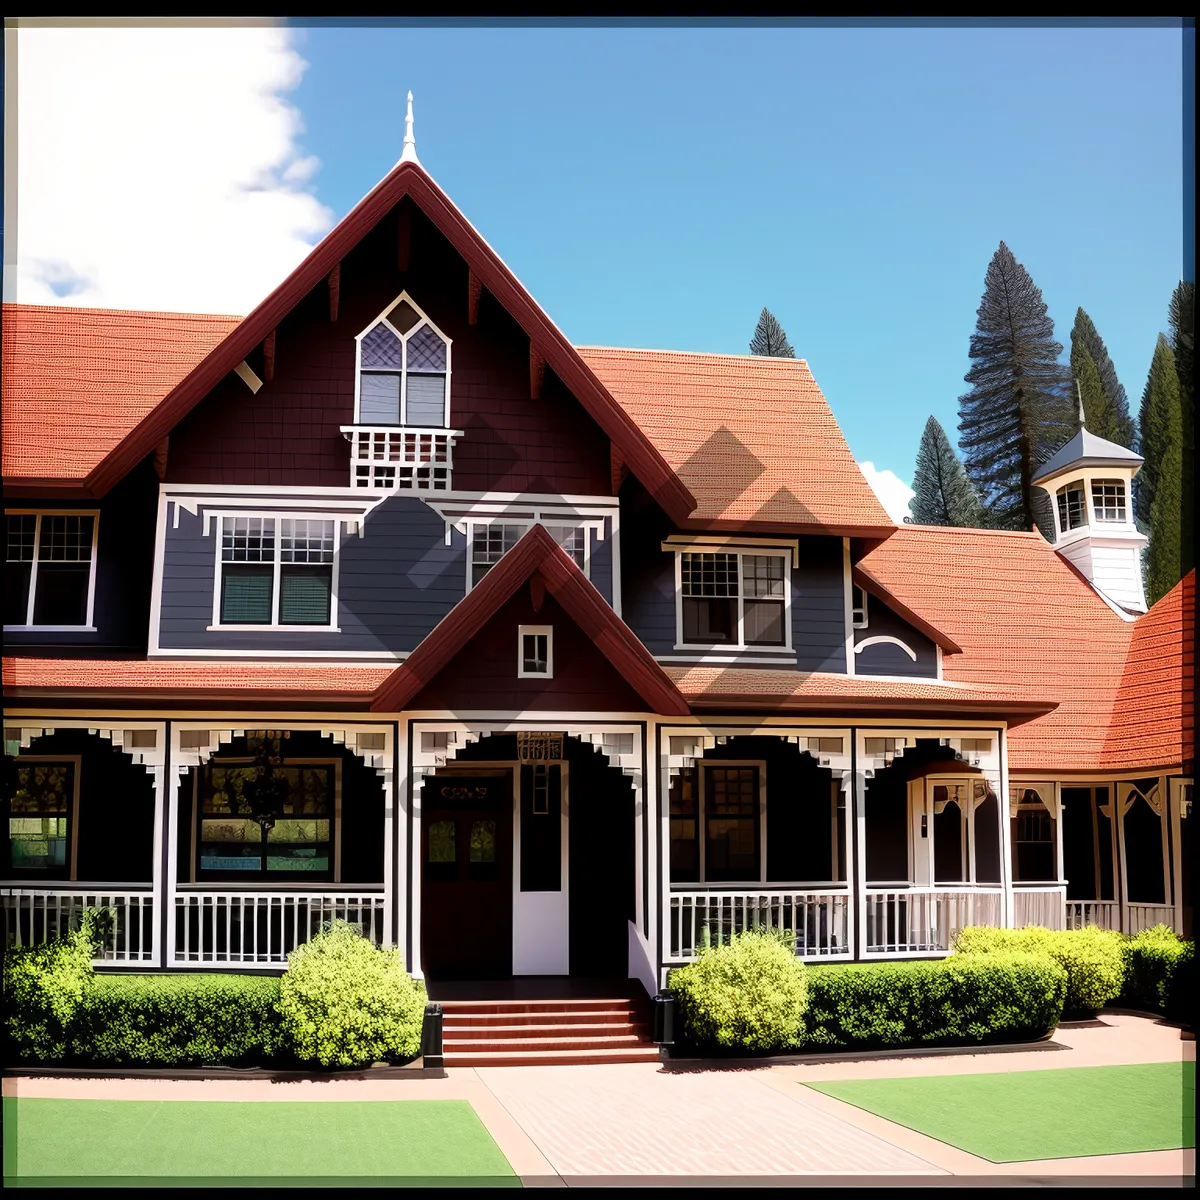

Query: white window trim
851 584 869 629
4 510 100 632
517 625 554 679
208 511 343 632
673 547 793 652
1089 477 1130 525
464 516 600 593
1050 470 1138 541
854 634 918 662
352 290 452 428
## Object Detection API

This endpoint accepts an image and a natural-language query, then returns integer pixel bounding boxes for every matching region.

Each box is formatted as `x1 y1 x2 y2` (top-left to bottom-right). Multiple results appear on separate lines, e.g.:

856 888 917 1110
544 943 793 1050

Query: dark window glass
669 768 699 883
7 761 73 876
220 565 273 624
1056 482 1087 531
704 766 759 881
279 567 332 625
4 561 32 626
31 563 91 626
520 764 561 892
521 633 548 674
682 597 737 643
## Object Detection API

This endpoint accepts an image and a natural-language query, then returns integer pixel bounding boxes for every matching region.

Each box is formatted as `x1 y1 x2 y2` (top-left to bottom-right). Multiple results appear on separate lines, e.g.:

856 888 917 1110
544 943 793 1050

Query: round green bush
953 925 1125 1018
277 920 426 1068
1121 925 1195 1017
669 930 808 1052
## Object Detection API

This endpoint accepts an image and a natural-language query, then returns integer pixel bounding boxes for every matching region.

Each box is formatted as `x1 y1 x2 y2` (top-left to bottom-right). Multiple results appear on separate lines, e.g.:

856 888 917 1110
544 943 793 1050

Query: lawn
804 1061 1195 1163
2 1097 518 1185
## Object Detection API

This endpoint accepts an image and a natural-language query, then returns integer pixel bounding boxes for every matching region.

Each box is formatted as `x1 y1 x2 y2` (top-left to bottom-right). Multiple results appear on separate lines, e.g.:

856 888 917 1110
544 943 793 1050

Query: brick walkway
5 1011 1194 1182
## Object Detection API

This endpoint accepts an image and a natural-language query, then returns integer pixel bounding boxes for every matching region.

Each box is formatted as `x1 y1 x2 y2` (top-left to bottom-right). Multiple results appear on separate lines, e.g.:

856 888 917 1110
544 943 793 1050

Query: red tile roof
1 658 391 701
2 304 241 483
577 348 894 536
1103 570 1194 772
858 525 1140 773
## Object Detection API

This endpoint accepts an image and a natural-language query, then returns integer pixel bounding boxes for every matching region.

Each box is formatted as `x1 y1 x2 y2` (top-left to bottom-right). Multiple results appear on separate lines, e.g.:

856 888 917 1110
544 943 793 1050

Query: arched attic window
355 295 450 428
1055 479 1088 532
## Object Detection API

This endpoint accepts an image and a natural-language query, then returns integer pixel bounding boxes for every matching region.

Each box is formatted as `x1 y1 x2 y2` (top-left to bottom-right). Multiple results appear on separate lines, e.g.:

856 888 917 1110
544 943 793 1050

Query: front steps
440 995 661 1066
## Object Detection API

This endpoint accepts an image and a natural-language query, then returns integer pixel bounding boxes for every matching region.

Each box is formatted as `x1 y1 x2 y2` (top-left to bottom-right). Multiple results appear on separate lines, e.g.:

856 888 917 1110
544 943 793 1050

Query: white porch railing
863 886 1004 956
1065 900 1120 931
667 888 851 963
341 425 463 490
1013 885 1067 930
1124 904 1175 934
172 890 386 966
1 887 155 965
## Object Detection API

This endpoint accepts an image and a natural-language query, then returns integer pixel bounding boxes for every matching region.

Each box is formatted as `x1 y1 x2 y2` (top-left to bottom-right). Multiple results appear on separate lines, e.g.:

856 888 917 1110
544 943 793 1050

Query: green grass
2 1098 518 1185
805 1062 1195 1163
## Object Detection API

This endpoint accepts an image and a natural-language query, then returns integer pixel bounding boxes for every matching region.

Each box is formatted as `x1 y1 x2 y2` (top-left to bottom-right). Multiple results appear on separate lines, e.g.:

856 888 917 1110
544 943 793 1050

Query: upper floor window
678 550 789 649
4 512 98 630
468 521 588 589
216 516 337 629
1055 480 1087 532
1091 479 1127 523
851 585 869 629
355 294 451 428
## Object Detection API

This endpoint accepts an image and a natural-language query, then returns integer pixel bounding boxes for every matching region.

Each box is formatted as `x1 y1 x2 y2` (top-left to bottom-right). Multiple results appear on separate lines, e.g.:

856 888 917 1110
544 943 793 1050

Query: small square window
518 625 553 678
851 585 868 629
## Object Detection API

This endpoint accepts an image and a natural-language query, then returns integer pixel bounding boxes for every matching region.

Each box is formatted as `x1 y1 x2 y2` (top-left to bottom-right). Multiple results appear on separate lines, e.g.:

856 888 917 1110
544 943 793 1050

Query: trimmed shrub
803 952 1065 1050
954 925 1125 1018
1120 925 1195 1019
277 920 426 1069
73 974 285 1066
670 930 808 1051
2 923 95 1063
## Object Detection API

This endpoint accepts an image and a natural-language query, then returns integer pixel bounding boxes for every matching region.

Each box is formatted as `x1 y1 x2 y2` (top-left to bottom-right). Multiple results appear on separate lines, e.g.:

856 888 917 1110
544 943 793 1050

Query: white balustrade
667 888 851 963
341 425 463 490
1064 900 1121 931
172 890 386 966
1 888 154 965
1013 885 1067 930
863 886 1003 955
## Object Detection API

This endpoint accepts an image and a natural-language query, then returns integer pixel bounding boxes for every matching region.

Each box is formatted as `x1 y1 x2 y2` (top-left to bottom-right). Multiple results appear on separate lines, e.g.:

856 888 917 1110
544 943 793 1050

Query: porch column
1159 774 1171 924
1171 779 1186 933
998 729 1014 928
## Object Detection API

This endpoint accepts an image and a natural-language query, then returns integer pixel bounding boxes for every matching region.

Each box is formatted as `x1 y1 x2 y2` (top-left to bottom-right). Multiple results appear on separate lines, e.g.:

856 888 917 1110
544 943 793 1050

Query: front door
421 772 513 979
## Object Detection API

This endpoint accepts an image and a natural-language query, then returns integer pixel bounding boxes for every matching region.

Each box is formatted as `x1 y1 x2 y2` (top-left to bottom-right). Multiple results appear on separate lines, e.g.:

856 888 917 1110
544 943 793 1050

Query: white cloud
858 461 915 523
11 25 335 314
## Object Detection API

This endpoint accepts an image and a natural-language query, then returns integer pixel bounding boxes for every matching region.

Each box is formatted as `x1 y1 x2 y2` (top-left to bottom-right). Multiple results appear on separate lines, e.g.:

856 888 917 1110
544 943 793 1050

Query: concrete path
5 1011 1194 1183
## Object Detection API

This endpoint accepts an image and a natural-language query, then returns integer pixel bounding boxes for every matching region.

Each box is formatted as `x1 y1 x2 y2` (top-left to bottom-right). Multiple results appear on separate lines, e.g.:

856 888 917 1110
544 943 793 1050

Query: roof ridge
576 345 811 367
2 302 245 321
897 524 1048 540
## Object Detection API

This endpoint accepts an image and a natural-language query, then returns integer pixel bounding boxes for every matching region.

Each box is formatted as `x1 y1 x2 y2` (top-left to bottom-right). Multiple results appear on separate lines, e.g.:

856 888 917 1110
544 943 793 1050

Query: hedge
3 924 96 1063
953 925 1126 1018
74 974 285 1067
670 930 808 1051
1119 925 1194 1021
802 952 1066 1050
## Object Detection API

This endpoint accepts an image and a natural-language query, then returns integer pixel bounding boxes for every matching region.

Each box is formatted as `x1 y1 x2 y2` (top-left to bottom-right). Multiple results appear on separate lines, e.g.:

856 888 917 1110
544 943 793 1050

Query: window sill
3 625 97 633
671 643 791 653
206 625 342 633
516 670 554 680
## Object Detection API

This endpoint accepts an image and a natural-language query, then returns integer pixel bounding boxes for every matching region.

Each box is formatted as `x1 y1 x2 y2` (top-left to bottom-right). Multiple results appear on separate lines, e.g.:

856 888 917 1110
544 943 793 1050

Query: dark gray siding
853 592 938 678
589 519 613 605
621 537 677 655
158 496 465 654
791 536 848 673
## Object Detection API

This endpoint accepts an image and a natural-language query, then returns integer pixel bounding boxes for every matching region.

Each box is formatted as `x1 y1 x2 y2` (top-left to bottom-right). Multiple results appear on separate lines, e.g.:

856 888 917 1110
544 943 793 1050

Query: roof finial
1076 379 1086 429
400 90 420 165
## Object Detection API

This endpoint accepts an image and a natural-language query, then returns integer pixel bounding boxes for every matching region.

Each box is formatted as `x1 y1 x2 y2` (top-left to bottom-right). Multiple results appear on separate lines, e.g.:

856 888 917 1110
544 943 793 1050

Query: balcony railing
667 887 852 963
1064 900 1120 931
341 425 463 490
863 885 1003 956
172 889 386 966
1013 884 1067 930
1 887 155 966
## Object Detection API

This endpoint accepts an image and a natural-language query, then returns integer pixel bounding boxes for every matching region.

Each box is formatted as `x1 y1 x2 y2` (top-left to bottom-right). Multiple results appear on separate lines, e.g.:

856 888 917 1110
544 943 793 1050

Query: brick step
444 1046 662 1067
444 1021 648 1040
439 1009 641 1027
444 1034 648 1053
437 997 642 1016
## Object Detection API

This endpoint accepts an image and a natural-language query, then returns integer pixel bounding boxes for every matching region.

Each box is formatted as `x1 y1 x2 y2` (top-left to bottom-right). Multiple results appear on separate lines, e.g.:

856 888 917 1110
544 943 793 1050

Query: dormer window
1055 480 1088 532
355 294 450 428
1091 479 1127 523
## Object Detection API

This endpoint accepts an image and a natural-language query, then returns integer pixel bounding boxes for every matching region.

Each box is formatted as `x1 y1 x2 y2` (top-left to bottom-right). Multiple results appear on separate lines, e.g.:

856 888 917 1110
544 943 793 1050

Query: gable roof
1103 570 1194 773
1 304 241 486
858 524 1140 772
579 347 894 537
7 161 694 522
371 522 689 715
850 563 963 654
1032 426 1143 485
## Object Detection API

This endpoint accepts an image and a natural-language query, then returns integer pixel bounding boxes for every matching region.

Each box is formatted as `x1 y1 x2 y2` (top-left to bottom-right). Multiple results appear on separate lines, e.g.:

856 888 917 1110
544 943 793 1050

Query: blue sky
282 22 1186 491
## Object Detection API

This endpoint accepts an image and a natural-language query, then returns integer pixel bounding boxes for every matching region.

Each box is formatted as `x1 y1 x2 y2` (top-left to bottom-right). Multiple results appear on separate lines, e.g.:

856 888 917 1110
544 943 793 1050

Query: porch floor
425 976 639 1002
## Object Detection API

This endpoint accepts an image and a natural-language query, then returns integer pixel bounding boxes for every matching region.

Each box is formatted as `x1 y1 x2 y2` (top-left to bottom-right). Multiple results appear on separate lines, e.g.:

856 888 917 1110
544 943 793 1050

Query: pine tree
1147 363 1183 606
957 242 1075 531
1136 334 1180 525
1168 280 1194 578
908 415 985 526
1069 308 1135 446
749 308 796 358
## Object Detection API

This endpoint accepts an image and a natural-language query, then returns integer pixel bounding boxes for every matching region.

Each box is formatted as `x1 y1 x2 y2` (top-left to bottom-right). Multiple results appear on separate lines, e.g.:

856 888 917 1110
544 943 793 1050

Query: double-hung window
679 550 788 648
356 296 450 428
217 517 336 627
468 521 588 589
1091 479 1127 523
668 764 763 884
4 512 98 629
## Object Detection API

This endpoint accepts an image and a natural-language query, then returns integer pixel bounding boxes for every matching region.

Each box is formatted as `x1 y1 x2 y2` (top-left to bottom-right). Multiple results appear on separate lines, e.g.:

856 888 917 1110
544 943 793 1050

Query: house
2 103 1193 999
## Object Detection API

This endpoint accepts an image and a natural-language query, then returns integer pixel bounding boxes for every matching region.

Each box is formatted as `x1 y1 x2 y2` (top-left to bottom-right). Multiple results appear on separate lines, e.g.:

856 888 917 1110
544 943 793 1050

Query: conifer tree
1168 280 1194 578
957 242 1074 531
1069 308 1135 446
749 308 796 358
1139 334 1184 604
908 415 985 526
1136 334 1180 525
